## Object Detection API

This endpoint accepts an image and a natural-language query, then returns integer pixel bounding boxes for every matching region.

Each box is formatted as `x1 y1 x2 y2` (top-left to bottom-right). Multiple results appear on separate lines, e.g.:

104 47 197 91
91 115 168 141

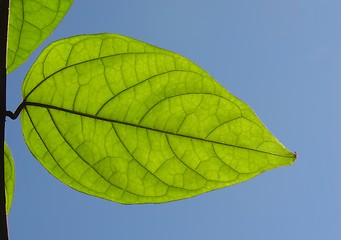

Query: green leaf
4 142 15 214
21 34 296 204
7 0 74 73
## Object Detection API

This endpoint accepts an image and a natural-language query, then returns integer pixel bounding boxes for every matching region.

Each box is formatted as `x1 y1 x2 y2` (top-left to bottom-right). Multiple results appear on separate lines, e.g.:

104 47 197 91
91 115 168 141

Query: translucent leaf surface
4 142 15 214
7 0 74 73
21 34 296 203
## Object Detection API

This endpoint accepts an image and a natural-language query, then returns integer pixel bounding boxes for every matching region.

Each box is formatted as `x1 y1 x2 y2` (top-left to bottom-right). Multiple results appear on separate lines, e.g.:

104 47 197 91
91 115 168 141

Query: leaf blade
4 142 15 214
21 34 295 203
7 0 74 73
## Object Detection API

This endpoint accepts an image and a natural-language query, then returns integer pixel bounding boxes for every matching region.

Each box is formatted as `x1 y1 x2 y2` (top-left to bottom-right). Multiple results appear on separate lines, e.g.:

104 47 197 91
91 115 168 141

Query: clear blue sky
6 0 341 239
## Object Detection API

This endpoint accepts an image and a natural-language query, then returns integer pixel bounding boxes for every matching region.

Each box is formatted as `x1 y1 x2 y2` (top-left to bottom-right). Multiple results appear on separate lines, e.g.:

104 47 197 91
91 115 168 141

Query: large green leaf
21 34 296 203
4 142 15 214
7 0 74 73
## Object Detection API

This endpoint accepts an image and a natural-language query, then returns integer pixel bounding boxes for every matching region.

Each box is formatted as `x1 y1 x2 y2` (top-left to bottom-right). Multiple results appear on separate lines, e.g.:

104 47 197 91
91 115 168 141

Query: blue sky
6 0 341 239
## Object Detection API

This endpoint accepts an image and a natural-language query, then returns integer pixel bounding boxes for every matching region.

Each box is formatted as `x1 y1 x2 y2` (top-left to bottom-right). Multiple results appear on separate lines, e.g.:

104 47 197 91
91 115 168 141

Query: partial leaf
21 34 296 204
4 142 15 214
7 0 74 73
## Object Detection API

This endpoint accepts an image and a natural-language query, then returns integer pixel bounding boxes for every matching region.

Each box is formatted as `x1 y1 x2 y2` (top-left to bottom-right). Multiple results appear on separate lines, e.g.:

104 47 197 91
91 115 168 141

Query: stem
6 101 26 120
0 0 10 238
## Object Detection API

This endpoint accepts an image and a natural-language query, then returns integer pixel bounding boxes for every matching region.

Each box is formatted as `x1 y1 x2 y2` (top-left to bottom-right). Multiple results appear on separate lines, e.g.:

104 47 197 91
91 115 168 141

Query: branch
0 0 10 238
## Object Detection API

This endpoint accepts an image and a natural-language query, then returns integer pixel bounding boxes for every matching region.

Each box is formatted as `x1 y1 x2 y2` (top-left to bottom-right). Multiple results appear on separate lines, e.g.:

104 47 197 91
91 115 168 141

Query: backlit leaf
21 34 296 203
4 142 15 214
7 0 74 73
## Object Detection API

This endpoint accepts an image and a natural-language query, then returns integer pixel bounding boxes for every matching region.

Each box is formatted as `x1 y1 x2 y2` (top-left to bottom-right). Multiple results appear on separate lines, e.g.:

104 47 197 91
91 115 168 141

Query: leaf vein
24 102 293 159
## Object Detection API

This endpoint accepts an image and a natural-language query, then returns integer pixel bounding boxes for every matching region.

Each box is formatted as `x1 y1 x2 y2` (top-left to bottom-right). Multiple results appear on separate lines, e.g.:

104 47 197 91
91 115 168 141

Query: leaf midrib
24 101 295 159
